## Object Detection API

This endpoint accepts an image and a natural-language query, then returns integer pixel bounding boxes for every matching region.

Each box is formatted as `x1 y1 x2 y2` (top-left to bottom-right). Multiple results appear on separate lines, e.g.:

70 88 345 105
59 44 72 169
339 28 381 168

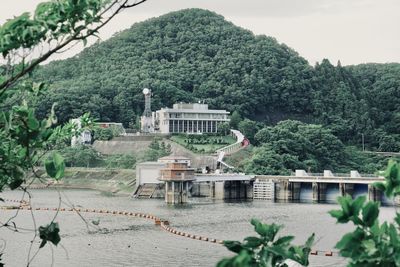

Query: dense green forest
29 8 399 156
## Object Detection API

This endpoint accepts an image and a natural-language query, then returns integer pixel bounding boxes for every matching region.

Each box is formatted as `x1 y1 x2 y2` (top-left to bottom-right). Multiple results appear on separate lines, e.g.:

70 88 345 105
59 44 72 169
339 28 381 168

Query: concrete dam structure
254 170 389 204
135 162 390 205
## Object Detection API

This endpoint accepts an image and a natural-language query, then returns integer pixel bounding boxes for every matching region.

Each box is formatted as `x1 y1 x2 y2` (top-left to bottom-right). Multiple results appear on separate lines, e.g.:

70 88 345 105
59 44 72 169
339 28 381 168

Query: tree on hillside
230 111 242 129
238 119 259 144
217 121 230 136
59 145 102 168
248 120 345 174
0 0 148 265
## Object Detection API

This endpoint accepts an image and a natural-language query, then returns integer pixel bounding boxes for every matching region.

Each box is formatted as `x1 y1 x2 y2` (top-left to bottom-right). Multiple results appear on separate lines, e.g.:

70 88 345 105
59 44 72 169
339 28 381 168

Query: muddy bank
29 167 136 195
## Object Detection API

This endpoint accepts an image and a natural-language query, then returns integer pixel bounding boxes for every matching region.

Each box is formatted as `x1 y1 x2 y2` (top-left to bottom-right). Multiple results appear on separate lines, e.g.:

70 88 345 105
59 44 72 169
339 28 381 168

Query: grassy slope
170 134 236 153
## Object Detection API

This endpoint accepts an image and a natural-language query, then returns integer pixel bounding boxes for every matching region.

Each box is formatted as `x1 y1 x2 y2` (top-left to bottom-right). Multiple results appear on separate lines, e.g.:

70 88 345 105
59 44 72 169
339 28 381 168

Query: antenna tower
142 88 151 117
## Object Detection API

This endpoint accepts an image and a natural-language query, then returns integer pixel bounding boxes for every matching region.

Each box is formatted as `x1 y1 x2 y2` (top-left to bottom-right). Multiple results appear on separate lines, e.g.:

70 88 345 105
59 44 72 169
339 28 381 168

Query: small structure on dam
158 157 195 204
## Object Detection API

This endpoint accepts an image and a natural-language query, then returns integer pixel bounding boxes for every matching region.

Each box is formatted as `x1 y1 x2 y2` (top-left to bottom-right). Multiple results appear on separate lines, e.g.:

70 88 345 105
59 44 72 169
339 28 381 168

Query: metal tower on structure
141 88 153 133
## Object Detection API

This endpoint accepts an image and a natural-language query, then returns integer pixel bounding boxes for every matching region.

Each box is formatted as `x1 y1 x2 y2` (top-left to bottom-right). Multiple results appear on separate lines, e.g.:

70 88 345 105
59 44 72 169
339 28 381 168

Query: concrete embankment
93 136 217 169
30 167 136 195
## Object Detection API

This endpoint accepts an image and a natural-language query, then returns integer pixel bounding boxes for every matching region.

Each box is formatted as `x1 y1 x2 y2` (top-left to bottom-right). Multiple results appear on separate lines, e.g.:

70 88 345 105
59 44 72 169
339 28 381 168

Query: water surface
0 189 395 266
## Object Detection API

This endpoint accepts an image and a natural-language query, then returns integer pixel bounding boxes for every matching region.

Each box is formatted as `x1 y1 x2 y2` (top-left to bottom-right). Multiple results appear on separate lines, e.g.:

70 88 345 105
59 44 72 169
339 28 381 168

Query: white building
71 118 92 146
154 103 230 134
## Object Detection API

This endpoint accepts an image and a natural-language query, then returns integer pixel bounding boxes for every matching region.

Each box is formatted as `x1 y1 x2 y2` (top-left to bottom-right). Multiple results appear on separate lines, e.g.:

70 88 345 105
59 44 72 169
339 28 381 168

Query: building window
193 121 198 132
211 121 216 132
188 120 193 132
178 120 183 133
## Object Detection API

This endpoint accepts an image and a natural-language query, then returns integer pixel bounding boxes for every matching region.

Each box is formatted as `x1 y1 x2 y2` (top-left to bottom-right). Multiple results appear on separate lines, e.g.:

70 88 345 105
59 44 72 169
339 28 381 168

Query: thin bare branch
0 0 148 95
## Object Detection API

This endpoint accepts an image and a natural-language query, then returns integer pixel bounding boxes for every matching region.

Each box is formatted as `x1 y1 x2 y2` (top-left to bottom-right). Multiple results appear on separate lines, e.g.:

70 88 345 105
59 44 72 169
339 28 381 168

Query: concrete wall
136 162 166 185
93 140 152 155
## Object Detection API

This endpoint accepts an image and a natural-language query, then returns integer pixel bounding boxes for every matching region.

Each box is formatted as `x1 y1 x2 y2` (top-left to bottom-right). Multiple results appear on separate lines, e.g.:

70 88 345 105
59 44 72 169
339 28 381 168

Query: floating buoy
325 251 333 256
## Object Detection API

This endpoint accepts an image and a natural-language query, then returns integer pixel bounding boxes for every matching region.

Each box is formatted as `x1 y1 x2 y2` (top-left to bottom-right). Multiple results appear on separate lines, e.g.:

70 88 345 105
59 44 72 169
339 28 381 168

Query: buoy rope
0 199 340 257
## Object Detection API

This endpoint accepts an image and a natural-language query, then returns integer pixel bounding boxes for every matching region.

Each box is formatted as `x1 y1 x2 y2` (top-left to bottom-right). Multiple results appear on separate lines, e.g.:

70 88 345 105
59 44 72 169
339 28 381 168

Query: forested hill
33 8 400 150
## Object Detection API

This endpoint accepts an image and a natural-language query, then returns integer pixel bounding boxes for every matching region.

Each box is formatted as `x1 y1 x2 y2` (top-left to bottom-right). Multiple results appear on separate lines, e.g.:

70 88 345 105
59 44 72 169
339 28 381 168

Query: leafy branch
217 219 314 267
329 160 400 266
0 0 148 94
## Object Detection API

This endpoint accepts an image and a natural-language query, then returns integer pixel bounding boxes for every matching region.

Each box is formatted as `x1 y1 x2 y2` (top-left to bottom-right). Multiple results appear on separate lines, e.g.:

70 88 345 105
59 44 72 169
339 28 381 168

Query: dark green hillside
33 8 400 151
34 8 313 124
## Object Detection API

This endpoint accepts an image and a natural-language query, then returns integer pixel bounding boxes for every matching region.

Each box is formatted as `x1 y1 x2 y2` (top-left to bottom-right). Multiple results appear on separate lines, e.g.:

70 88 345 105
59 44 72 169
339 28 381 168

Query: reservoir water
0 189 396 266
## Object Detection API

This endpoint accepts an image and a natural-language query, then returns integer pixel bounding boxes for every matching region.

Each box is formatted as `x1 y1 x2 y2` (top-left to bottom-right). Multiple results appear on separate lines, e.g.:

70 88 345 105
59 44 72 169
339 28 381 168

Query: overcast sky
1 0 399 65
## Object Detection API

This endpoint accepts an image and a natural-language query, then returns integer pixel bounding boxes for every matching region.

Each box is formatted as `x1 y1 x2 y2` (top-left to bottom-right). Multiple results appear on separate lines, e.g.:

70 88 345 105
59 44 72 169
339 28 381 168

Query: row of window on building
168 120 222 133
168 113 226 119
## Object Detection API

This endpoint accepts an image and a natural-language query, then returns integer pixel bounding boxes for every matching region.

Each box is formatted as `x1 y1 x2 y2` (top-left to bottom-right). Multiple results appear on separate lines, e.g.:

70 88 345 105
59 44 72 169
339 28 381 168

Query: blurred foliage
329 160 400 266
217 219 314 267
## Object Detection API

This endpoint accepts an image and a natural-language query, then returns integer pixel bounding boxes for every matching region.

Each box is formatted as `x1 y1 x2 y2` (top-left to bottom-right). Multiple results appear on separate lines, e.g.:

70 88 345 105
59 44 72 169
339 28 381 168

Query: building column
172 182 175 203
209 182 214 198
339 183 354 197
165 181 169 203
313 182 327 202
185 182 189 202
368 184 382 202
285 181 292 201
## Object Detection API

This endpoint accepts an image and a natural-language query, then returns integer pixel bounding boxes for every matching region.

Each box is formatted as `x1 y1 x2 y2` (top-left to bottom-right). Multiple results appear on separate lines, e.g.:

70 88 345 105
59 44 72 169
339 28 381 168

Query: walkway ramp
134 184 160 198
215 129 250 170
217 151 234 169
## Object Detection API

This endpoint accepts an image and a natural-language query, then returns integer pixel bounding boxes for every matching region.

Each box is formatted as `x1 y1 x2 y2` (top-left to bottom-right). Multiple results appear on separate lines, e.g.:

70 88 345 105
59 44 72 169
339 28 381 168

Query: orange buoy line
0 199 224 245
0 199 339 256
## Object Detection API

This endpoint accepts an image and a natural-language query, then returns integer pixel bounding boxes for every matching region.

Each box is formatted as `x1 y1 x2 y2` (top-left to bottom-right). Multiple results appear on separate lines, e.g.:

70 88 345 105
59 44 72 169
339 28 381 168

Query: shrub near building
171 133 235 153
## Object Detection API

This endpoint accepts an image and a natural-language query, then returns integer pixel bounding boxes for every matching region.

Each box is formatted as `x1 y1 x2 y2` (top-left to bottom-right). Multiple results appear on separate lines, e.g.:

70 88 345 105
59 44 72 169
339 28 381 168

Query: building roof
137 161 166 166
159 108 229 114
158 156 191 161
195 174 255 182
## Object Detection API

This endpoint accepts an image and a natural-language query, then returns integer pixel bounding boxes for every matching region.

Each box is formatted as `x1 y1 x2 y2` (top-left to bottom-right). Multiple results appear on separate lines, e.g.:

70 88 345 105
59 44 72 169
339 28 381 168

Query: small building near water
158 158 195 204
134 156 194 202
